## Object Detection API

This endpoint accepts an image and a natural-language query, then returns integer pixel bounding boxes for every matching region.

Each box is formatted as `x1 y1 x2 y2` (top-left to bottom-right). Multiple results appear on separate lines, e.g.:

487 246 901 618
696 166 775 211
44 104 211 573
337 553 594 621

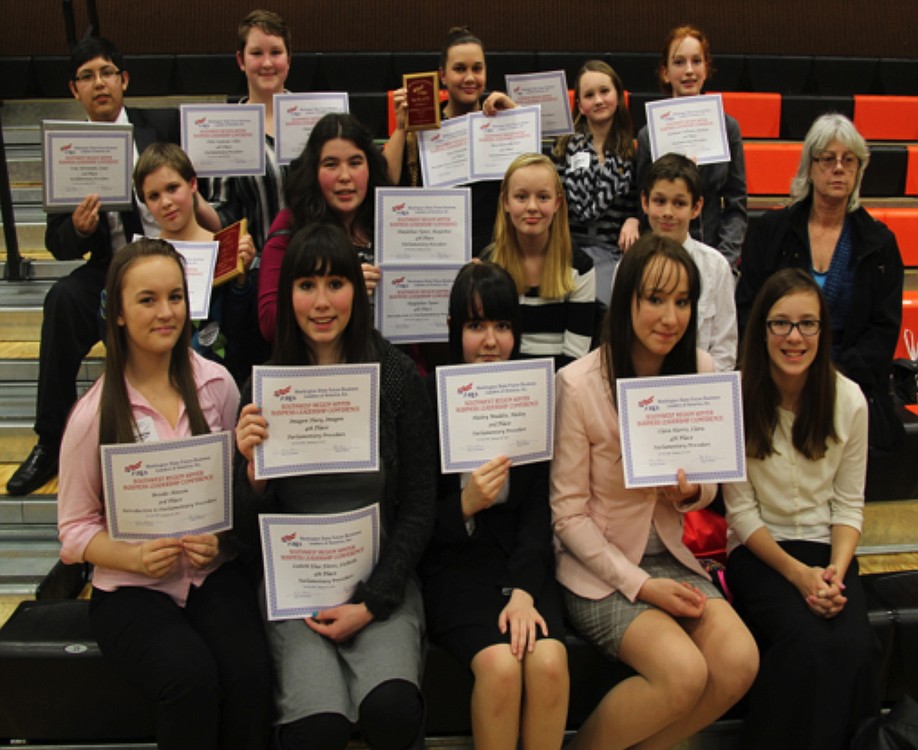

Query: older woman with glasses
736 113 904 453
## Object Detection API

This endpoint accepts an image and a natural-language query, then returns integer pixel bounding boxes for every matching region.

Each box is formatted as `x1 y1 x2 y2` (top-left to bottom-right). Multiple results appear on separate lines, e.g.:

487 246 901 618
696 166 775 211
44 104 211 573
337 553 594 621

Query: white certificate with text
180 103 266 177
469 106 542 181
374 187 471 264
274 92 349 165
645 94 730 165
260 505 380 620
616 371 745 488
436 359 554 472
41 120 134 212
253 364 380 479
101 432 232 541
418 116 472 188
506 70 574 136
376 264 460 343
171 240 218 320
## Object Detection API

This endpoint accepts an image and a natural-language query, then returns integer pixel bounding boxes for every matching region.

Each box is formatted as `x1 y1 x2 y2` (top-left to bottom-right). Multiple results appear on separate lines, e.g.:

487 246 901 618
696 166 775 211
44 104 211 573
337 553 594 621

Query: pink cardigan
550 348 714 603
257 207 293 342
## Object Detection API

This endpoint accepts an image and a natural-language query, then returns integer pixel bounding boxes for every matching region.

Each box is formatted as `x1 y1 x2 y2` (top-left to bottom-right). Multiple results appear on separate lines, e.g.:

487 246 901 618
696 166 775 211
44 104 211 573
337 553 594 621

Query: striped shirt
557 133 637 250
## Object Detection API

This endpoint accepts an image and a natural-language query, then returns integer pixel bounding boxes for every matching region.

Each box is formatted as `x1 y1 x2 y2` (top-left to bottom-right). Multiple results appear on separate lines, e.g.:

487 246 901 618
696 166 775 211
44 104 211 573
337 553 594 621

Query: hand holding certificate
260 506 380 620
616 371 745 488
436 359 554 473
101 432 233 541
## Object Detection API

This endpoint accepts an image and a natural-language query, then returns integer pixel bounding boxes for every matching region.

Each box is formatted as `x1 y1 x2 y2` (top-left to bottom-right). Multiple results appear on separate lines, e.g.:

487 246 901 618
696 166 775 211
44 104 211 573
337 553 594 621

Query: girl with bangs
234 223 436 750
551 234 757 750
421 262 569 750
483 153 596 370
553 60 640 305
57 238 272 750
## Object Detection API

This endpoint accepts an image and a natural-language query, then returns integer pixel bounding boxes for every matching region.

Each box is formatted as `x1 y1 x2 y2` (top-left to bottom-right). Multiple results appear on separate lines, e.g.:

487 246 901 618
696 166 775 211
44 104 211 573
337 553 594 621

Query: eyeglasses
766 319 821 337
812 152 859 171
73 67 122 86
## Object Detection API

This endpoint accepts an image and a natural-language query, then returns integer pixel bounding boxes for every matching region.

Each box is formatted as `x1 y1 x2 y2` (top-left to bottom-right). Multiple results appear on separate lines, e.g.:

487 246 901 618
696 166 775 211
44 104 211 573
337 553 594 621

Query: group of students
38 9 898 750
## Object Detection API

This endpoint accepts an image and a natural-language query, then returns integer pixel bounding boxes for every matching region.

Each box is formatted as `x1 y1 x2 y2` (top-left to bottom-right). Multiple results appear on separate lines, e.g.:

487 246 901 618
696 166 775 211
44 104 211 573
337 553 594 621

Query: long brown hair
99 238 209 445
554 60 634 161
740 268 837 460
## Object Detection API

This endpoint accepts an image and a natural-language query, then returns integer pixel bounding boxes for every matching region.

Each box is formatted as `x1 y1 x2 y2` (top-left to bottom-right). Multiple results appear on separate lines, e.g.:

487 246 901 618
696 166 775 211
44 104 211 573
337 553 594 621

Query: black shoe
6 444 59 496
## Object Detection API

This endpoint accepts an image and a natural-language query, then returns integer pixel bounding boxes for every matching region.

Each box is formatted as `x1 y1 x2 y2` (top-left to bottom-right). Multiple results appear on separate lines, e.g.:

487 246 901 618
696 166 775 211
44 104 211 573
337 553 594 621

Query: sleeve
550 367 650 602
45 211 110 263
559 260 596 366
723 478 765 545
57 397 105 564
503 461 554 599
829 382 868 532
257 209 293 342
835 226 904 391
714 116 748 267
356 351 437 619
633 127 652 227
708 257 739 372
736 210 782 336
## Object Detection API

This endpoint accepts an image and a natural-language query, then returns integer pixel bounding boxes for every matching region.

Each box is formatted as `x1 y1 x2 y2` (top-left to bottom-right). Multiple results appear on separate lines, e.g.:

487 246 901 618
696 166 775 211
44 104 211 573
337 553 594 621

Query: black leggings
276 678 424 750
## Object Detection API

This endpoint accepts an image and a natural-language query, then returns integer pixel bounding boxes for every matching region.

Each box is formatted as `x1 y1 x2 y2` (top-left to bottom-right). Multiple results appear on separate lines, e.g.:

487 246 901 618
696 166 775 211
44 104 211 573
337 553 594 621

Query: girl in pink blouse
57 238 271 750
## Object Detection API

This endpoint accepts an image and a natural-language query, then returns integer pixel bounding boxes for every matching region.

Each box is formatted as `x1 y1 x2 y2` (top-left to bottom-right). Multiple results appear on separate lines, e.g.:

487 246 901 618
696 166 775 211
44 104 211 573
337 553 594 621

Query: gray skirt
562 552 721 660
262 578 426 725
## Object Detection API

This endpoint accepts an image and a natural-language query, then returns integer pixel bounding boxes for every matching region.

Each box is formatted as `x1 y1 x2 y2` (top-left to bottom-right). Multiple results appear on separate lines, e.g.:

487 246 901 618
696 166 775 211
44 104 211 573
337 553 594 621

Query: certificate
41 120 134 212
436 359 554 472
101 432 232 541
171 240 218 320
616 371 745 488
374 187 471 264
418 116 471 188
469 106 542 181
180 103 266 177
375 264 460 343
506 70 574 136
403 72 441 132
274 92 349 165
253 364 380 479
260 505 380 620
645 94 730 165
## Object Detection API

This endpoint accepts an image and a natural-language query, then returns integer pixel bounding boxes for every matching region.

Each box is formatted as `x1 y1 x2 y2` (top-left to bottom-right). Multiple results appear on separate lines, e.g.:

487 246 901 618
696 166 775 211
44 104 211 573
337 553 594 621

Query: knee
712 627 759 701
359 679 423 750
159 652 221 708
659 648 709 716
526 640 569 694
472 644 523 699
43 277 84 316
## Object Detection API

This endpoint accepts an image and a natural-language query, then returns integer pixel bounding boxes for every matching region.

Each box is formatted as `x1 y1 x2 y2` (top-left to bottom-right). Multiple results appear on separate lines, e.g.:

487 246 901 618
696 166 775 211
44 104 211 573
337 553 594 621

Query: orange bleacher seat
907 145 918 197
854 95 918 140
873 207 918 267
715 91 781 139
744 142 803 195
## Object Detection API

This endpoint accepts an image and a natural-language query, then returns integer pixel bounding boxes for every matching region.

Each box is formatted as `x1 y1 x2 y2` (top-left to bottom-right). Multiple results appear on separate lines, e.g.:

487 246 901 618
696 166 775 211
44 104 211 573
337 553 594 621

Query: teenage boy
640 152 738 372
7 37 214 495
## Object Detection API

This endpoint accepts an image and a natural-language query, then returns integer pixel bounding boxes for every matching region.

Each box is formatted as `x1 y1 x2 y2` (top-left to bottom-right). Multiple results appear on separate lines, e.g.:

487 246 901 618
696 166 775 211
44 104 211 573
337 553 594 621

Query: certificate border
505 70 574 137
43 127 134 211
468 106 543 182
645 94 730 166
260 506 381 619
374 186 472 265
436 358 554 472
180 103 267 177
274 92 349 165
253 364 381 478
102 431 233 541
375 263 461 343
617 371 744 487
418 116 471 189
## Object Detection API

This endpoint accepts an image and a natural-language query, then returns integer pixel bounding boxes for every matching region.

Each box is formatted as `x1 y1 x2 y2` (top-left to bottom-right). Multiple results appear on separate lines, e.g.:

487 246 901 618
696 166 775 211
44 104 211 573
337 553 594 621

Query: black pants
35 262 107 443
89 560 273 750
727 541 880 750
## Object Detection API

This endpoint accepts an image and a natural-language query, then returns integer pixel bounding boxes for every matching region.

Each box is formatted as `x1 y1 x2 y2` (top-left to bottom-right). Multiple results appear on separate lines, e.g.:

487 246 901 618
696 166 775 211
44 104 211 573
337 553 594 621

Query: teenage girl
554 60 640 305
551 234 757 750
483 153 596 369
58 238 272 750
